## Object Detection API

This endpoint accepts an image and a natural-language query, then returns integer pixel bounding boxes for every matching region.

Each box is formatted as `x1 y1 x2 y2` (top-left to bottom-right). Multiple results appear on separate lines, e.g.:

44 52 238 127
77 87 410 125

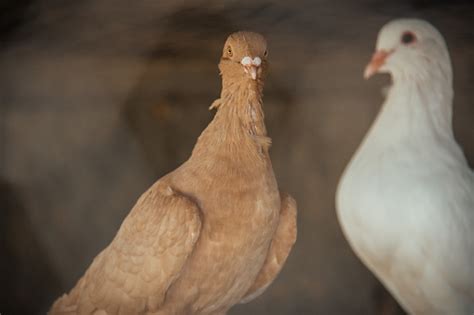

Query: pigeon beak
241 56 262 80
364 50 392 79
247 66 258 80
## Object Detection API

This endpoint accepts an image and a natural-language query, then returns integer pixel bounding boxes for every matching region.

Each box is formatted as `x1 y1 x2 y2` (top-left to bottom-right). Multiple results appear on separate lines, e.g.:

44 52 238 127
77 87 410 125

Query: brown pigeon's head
364 19 451 82
219 31 268 83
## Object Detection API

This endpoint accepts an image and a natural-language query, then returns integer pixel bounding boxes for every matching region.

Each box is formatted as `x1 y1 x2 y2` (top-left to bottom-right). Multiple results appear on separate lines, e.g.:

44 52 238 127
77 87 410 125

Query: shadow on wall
373 283 406 315
0 0 61 313
0 178 61 314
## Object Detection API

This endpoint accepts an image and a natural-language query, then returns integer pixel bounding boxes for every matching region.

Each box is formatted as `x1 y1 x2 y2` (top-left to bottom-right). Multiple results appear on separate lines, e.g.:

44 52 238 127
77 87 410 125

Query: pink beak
241 56 262 80
364 50 392 79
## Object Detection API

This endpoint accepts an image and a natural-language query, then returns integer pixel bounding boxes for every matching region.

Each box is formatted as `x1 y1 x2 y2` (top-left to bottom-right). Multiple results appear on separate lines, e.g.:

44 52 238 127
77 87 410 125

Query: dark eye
227 46 233 57
264 50 268 57
401 31 416 45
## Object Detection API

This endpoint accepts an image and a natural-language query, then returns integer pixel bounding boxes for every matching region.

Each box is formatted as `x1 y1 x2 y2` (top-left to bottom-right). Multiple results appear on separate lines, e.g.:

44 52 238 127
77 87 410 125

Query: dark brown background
0 0 473 314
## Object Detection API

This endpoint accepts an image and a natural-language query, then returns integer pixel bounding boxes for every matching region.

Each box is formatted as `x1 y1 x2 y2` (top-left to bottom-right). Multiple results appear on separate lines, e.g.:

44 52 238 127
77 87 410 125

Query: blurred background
0 0 473 314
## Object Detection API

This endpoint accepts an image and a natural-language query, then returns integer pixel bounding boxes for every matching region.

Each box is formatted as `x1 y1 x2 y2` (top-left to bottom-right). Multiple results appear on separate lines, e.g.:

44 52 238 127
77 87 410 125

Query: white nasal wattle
241 56 252 66
241 56 262 67
253 57 261 66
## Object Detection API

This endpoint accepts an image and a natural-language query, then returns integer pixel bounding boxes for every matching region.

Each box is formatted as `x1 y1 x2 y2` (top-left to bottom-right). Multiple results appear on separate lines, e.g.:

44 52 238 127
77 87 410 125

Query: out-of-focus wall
0 0 472 314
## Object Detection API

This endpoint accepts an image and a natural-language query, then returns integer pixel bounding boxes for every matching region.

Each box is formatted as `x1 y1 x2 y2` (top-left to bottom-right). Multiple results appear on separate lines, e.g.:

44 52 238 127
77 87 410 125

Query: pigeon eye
401 32 416 45
227 46 233 57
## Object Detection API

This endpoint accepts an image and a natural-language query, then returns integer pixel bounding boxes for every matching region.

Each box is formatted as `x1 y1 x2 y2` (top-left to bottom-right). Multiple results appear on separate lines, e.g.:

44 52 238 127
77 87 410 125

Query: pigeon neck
370 74 454 144
219 80 268 138
191 81 270 161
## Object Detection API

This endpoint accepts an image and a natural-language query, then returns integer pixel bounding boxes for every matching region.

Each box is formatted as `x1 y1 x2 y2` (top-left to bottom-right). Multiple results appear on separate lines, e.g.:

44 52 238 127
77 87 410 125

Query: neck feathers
394 62 453 129
371 68 454 146
191 78 271 161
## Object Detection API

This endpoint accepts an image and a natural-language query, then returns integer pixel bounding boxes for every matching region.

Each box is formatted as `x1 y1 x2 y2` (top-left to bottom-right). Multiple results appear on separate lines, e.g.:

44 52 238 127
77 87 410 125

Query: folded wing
49 183 202 315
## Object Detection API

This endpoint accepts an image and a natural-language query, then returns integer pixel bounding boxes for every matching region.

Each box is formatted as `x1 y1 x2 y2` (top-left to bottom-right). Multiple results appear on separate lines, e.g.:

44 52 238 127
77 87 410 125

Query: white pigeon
336 18 474 315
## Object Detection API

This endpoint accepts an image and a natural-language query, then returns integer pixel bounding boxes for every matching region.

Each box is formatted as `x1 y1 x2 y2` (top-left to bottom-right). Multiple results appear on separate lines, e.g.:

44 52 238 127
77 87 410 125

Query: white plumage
336 19 474 314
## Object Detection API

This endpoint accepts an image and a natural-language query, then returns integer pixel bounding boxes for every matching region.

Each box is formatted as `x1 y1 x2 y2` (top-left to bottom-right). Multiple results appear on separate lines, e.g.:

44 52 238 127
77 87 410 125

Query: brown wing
49 182 202 315
240 192 297 303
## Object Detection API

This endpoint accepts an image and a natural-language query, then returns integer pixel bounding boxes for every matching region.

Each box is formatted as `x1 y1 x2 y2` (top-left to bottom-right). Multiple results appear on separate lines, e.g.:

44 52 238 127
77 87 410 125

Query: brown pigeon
49 31 297 315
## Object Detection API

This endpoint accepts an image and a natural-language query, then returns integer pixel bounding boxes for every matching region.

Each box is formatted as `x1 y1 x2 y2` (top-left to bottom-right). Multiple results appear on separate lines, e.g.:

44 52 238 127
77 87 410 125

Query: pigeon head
219 31 268 82
364 19 451 82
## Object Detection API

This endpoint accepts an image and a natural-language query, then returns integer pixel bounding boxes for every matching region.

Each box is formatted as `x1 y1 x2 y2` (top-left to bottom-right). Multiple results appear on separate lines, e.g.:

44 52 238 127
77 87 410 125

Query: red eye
401 31 416 44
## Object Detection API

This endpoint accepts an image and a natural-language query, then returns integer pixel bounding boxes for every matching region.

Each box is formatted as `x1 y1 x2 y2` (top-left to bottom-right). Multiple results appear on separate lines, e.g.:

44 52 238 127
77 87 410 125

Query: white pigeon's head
364 19 452 82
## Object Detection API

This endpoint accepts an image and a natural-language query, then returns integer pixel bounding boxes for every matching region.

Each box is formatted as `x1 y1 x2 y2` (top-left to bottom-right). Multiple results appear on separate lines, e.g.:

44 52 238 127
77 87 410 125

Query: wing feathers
49 182 202 314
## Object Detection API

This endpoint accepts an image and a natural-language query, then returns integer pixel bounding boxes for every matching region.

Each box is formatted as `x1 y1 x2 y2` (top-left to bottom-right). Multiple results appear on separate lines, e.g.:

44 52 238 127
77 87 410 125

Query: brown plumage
49 31 297 315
